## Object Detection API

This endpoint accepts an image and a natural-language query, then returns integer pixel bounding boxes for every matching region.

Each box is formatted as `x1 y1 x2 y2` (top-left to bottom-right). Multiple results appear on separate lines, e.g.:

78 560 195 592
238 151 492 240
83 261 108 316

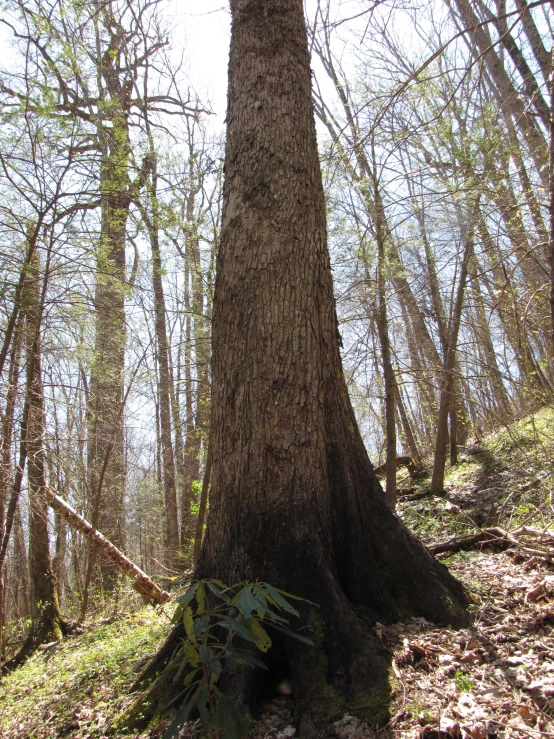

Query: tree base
112 578 467 737
1 603 65 676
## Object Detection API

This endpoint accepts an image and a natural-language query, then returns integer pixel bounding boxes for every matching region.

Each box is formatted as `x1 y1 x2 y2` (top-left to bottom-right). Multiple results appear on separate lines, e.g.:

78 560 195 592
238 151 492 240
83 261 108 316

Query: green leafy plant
453 669 474 692
163 579 314 739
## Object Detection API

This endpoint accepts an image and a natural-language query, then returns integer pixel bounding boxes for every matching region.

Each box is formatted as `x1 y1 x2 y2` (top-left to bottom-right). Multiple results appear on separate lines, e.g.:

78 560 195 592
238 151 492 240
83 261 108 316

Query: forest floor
0 406 553 739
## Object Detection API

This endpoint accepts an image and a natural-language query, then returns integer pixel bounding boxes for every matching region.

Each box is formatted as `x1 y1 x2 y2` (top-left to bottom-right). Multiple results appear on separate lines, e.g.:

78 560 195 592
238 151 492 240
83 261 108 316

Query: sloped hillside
1 407 553 739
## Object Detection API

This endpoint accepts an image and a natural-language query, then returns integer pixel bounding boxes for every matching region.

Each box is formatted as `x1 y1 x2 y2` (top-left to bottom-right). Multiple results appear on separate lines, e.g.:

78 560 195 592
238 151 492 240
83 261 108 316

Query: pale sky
168 0 231 121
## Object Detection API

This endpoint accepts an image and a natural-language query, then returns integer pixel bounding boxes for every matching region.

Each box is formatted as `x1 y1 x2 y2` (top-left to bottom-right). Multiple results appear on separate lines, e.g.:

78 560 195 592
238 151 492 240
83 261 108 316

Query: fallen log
428 527 511 556
429 525 554 563
45 487 171 605
373 455 426 481
399 488 445 502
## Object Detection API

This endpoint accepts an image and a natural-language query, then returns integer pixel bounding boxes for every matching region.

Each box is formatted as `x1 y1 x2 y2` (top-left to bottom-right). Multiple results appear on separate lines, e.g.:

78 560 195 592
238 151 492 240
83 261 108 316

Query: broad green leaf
174 654 188 683
175 582 199 607
184 668 200 687
260 584 300 616
249 620 272 652
267 620 314 645
199 644 222 678
233 586 258 617
225 649 238 673
231 648 268 670
251 589 288 622
162 696 197 739
217 617 259 643
171 604 183 625
215 693 245 739
182 606 195 639
207 580 230 602
197 686 210 724
184 640 200 668
193 614 210 637
196 582 206 615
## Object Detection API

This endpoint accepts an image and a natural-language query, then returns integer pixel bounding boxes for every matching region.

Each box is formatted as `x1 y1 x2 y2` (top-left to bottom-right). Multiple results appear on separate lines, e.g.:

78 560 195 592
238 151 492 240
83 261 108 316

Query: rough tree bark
0 316 23 660
2 254 64 675
86 2 136 591
123 2 469 735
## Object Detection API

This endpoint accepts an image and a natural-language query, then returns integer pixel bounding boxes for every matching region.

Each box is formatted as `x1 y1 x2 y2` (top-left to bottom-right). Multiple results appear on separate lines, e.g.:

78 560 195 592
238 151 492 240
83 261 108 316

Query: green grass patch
0 609 169 739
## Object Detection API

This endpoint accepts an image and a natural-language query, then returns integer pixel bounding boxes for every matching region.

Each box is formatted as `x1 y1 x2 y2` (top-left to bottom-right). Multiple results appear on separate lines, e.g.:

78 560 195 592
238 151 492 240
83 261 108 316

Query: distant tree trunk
451 0 548 186
144 152 181 571
13 505 30 621
431 227 473 494
394 384 423 468
192 446 211 566
2 253 64 674
550 48 554 357
373 179 397 508
515 0 551 81
468 251 511 415
181 253 200 548
0 316 23 660
478 211 552 399
123 2 469 734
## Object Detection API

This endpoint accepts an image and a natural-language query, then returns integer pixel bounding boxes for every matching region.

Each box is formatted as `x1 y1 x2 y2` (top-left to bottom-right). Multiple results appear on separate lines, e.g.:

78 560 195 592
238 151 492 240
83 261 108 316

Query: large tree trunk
86 4 135 591
123 2 468 735
199 3 468 731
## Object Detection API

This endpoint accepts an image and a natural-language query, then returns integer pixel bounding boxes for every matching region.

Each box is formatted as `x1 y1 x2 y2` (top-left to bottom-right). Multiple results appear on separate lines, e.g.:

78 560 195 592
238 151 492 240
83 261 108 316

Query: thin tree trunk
0 317 23 661
192 446 211 566
145 152 180 571
477 209 551 398
451 0 548 186
550 48 554 357
468 251 511 414
14 504 30 621
515 0 552 82
3 253 64 675
394 384 423 468
431 229 473 494
181 254 200 548
373 179 397 508
477 0 550 123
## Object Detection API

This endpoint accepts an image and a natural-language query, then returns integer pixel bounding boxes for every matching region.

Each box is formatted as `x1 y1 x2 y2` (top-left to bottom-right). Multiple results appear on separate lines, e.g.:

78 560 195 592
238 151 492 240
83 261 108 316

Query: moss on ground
0 609 168 739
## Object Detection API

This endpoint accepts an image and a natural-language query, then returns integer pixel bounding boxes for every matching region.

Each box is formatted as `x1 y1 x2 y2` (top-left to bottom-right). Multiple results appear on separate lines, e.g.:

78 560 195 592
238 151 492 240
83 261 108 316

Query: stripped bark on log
45 487 170 605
